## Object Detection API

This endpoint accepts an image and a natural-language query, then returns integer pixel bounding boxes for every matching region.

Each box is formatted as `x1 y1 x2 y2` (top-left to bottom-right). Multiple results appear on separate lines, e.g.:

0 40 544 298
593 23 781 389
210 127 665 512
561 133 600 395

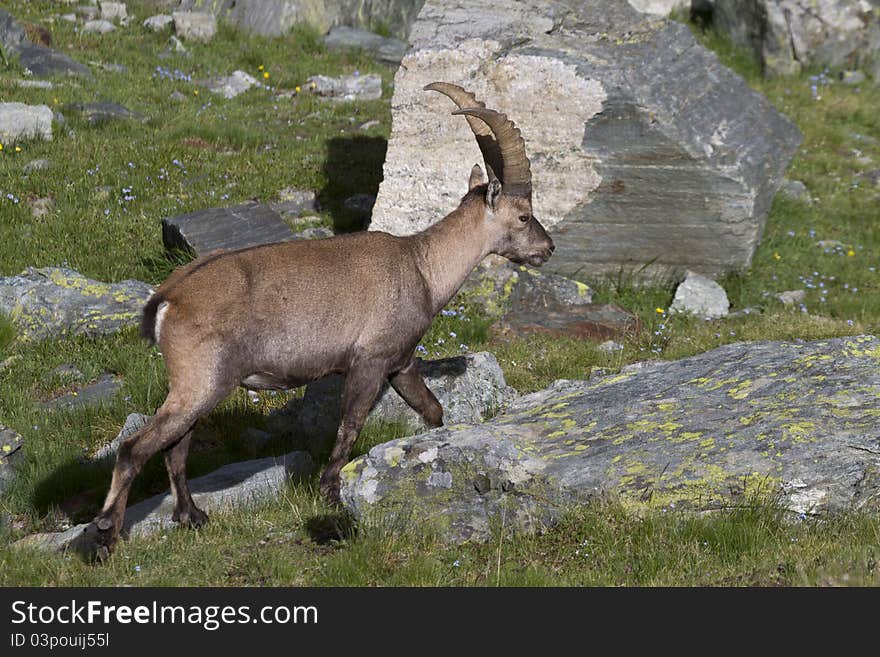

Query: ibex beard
87 82 554 559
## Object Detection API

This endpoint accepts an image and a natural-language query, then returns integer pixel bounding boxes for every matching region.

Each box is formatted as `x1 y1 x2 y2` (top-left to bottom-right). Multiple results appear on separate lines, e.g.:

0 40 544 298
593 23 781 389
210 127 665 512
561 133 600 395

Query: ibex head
425 82 555 267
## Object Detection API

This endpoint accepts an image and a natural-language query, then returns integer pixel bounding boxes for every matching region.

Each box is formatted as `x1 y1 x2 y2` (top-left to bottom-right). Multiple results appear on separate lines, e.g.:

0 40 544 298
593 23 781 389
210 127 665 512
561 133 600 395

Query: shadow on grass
305 512 355 545
318 136 387 234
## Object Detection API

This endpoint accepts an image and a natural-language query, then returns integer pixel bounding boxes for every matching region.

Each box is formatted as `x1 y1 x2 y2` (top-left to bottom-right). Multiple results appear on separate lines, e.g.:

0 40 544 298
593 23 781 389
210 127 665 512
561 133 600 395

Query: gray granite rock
710 1 880 76
282 352 516 452
342 335 880 542
669 270 730 319
14 451 315 553
0 267 153 342
369 0 802 282
172 11 217 42
779 179 812 203
0 103 53 142
162 202 297 257
324 26 409 64
307 74 382 101
175 0 424 39
0 424 24 495
42 374 123 411
99 2 127 22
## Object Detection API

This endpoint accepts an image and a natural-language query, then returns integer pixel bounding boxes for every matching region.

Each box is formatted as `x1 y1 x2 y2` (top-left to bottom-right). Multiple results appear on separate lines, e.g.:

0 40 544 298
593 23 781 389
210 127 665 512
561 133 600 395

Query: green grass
0 2 878 585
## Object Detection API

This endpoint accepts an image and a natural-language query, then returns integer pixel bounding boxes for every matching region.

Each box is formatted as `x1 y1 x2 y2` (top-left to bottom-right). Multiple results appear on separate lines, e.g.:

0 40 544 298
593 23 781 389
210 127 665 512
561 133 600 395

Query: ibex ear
485 178 502 211
468 164 485 191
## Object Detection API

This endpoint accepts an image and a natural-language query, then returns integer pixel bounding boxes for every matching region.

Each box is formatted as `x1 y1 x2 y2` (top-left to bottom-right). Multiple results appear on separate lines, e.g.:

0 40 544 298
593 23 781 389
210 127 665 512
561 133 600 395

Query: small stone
169 90 186 102
598 340 624 354
167 35 187 53
172 11 217 42
344 193 376 215
359 119 381 131
776 289 806 306
841 70 865 85
669 271 730 319
307 74 382 102
82 19 115 34
200 70 258 99
23 158 50 174
269 187 317 217
28 196 54 219
64 102 143 125
778 179 812 204
60 14 77 23
143 14 173 32
15 79 54 89
291 226 334 240
100 62 126 74
42 373 123 411
473 473 492 494
817 240 844 249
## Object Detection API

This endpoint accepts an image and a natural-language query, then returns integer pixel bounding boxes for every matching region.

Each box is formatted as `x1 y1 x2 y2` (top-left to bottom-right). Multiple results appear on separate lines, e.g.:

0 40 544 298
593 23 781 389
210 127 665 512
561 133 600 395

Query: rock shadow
318 136 387 234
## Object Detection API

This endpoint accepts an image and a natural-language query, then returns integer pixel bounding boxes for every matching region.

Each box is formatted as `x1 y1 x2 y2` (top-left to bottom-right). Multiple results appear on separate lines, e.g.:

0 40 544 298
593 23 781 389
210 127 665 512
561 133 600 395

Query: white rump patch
154 301 170 344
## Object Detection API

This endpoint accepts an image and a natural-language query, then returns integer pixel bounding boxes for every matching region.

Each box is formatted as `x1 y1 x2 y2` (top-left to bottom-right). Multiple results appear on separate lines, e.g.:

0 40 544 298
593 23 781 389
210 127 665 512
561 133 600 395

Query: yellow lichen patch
47 270 111 297
592 372 633 387
574 281 590 297
340 459 363 482
781 421 816 444
727 379 754 400
383 446 405 468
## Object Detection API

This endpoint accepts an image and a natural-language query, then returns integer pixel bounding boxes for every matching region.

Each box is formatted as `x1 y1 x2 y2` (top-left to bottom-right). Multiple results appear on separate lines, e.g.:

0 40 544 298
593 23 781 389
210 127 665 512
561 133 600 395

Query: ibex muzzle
87 82 554 559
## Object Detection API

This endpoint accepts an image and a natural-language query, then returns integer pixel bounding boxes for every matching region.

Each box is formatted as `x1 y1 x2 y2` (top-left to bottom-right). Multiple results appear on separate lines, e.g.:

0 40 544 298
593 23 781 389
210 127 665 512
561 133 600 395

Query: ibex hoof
172 505 209 529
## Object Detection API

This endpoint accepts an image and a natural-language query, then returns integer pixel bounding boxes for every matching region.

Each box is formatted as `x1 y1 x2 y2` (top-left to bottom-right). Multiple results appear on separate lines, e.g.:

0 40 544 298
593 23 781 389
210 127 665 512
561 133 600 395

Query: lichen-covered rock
14 451 314 554
342 335 880 542
282 352 516 451
42 374 123 411
0 267 153 342
0 424 24 495
369 0 802 281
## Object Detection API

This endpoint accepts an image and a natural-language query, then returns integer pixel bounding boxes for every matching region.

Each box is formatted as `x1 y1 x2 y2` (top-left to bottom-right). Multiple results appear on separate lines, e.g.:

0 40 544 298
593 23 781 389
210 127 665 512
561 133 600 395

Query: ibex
87 82 554 558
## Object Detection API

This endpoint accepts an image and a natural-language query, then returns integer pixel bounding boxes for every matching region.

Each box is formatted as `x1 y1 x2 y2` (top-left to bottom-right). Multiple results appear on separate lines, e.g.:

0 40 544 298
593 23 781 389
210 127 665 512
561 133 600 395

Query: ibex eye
519 215 530 223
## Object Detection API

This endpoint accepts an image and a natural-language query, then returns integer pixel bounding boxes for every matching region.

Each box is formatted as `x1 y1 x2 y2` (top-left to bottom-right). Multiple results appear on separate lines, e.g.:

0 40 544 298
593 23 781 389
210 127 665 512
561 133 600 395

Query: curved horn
423 82 500 182
452 107 532 198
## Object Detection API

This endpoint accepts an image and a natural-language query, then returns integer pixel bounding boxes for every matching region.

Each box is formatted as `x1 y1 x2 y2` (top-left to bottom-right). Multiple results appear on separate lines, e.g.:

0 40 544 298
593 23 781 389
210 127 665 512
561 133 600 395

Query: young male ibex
88 82 554 558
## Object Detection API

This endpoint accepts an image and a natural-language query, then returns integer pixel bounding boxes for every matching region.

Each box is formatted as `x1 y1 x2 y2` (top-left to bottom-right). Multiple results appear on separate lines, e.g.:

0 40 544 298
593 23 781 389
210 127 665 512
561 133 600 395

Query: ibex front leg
319 361 386 504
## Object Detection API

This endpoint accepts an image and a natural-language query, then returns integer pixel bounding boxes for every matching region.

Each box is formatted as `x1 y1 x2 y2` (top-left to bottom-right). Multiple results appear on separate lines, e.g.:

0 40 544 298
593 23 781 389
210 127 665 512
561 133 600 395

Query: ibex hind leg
319 361 387 505
163 428 208 528
90 380 234 560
